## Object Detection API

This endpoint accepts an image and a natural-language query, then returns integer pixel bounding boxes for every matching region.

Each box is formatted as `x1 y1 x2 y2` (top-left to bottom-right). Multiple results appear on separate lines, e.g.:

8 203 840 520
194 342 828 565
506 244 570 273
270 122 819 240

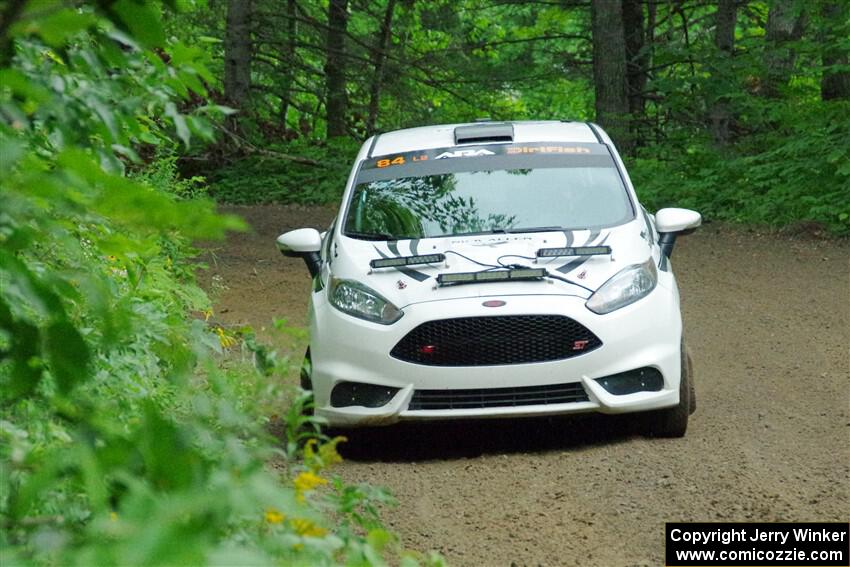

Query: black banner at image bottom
666 522 849 566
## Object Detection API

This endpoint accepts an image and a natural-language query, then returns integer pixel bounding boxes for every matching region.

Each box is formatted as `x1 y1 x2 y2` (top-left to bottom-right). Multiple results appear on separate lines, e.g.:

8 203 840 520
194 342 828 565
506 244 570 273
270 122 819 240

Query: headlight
328 277 403 324
585 258 657 314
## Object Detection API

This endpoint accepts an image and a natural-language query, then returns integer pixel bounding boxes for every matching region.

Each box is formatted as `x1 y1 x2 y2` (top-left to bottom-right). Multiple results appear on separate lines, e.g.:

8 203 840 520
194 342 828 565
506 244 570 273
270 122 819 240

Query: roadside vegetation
0 2 441 565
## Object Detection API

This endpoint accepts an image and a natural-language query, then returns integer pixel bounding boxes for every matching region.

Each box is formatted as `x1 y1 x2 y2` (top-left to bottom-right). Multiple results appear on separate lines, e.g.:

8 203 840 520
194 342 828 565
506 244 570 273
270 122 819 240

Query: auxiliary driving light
437 268 546 286
536 246 611 258
370 254 446 269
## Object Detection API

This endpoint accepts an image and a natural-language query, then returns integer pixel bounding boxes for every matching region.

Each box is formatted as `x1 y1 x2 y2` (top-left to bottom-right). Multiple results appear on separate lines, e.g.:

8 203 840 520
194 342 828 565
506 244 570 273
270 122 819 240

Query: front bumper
309 288 682 427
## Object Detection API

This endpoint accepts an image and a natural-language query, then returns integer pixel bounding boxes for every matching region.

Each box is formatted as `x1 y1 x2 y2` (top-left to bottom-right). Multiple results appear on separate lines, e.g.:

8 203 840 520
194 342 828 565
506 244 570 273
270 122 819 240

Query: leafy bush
207 138 360 205
0 3 439 566
629 99 850 235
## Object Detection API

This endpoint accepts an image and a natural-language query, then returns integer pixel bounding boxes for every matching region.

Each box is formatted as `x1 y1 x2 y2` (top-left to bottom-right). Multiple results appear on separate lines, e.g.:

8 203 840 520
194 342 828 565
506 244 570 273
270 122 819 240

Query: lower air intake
408 382 589 410
390 315 601 366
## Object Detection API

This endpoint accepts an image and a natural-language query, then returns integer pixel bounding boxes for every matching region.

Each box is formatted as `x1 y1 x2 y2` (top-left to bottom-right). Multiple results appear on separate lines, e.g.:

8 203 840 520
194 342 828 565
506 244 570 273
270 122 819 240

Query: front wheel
644 340 694 438
299 347 314 417
300 347 313 391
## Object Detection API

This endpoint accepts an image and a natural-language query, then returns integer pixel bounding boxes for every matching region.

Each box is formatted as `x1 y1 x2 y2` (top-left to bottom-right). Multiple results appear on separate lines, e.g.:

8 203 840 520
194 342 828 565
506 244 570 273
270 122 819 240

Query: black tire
686 344 696 415
300 347 313 391
299 347 314 416
645 340 692 438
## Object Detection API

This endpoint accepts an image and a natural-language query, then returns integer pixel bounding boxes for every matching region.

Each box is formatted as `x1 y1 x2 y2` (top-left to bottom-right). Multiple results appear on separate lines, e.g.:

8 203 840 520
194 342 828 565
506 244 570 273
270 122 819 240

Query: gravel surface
203 204 849 566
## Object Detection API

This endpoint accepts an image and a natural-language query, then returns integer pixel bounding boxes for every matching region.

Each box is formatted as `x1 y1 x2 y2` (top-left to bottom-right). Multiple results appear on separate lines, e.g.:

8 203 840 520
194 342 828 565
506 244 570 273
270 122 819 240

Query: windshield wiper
504 226 565 234
345 231 412 241
451 229 509 237
454 226 565 237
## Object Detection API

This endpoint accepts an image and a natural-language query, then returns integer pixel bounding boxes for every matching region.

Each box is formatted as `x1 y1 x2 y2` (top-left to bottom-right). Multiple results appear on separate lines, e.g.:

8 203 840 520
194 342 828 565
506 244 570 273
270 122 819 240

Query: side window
322 220 336 263
641 206 657 245
312 221 336 293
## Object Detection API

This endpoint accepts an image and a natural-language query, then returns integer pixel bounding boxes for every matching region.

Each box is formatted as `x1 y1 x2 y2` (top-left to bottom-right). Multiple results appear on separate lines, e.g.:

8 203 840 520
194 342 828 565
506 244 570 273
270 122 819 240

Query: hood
327 220 654 308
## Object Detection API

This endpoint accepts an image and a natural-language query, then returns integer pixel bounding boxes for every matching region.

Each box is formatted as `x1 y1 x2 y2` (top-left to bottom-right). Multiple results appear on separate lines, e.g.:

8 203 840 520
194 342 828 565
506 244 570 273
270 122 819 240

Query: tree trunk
591 0 631 152
710 0 737 145
623 0 646 146
324 0 349 138
820 1 850 101
0 0 27 67
645 0 660 144
763 0 805 98
224 0 253 106
279 0 297 125
366 0 398 136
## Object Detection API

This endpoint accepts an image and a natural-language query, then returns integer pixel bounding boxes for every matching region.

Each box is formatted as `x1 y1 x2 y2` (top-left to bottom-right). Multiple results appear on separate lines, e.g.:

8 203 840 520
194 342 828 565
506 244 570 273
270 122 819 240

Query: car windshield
344 144 633 240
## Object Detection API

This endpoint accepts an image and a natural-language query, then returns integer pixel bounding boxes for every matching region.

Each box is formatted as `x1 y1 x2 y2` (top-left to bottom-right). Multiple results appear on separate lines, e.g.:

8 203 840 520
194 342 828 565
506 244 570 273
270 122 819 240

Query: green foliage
621 1 850 235
0 2 436 565
208 138 359 205
131 153 209 200
631 87 850 235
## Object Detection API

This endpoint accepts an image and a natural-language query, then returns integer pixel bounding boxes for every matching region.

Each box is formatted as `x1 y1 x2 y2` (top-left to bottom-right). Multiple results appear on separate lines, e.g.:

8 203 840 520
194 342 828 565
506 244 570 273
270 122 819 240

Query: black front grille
408 382 589 410
390 315 601 366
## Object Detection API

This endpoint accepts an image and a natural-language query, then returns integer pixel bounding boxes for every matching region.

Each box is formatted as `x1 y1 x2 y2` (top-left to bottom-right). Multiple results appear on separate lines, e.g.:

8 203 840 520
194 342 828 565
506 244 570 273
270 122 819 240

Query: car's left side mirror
277 228 322 277
655 208 701 258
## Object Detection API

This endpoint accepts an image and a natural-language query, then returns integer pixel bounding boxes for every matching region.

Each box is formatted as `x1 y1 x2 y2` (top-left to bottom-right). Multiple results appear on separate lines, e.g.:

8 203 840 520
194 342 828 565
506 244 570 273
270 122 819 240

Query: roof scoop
454 122 514 144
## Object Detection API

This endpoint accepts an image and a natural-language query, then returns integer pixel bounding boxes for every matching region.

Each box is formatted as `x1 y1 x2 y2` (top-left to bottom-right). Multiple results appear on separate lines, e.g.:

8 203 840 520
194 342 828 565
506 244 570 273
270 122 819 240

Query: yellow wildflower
289 518 327 538
293 471 327 493
317 438 345 467
303 438 318 460
264 508 285 524
109 511 118 522
215 326 238 349
304 436 346 472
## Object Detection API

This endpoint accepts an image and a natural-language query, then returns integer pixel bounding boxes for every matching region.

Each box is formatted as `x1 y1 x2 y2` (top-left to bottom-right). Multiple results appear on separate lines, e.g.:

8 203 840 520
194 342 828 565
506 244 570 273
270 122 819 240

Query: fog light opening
330 381 400 408
595 367 663 395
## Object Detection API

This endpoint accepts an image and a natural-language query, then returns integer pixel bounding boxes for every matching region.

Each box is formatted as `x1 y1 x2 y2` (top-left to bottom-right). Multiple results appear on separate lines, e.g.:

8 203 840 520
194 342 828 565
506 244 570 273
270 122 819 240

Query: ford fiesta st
277 120 701 437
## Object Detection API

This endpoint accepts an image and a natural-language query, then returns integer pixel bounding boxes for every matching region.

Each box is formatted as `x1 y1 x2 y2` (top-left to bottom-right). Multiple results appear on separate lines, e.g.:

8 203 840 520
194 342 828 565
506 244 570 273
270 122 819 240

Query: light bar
536 246 611 258
370 253 445 269
437 268 547 286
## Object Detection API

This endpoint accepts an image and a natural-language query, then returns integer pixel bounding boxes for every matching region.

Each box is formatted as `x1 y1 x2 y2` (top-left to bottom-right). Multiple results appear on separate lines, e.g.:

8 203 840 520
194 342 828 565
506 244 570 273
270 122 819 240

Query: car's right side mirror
277 228 323 277
655 208 701 258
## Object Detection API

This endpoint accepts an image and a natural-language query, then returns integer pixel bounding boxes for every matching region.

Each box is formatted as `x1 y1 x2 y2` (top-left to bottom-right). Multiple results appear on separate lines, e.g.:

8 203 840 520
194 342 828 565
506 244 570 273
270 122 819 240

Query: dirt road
204 204 849 566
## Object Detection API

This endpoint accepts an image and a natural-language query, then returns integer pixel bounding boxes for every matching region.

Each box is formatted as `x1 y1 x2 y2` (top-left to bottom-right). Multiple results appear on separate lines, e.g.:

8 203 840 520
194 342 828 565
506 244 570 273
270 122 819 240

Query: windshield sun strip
354 153 617 184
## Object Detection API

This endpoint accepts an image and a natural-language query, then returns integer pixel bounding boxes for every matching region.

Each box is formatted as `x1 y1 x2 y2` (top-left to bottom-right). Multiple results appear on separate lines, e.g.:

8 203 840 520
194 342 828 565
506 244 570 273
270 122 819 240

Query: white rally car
277 121 701 437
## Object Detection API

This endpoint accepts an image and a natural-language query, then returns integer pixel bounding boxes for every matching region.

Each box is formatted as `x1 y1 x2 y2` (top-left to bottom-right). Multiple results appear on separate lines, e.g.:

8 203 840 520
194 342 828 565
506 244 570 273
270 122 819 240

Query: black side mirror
276 229 322 277
655 208 701 257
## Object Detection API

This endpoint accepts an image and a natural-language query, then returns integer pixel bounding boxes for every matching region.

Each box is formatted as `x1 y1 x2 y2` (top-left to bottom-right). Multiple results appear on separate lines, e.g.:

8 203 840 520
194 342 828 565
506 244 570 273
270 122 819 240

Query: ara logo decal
577 270 587 280
434 149 496 160
397 280 407 289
